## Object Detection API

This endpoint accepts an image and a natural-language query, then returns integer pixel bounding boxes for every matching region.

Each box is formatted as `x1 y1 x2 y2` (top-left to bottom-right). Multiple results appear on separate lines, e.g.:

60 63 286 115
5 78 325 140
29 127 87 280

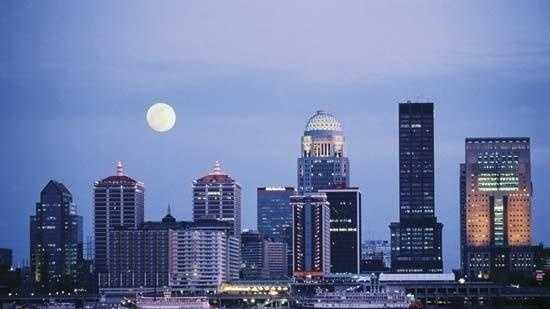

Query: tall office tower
193 161 242 237
94 162 144 274
461 138 535 280
319 188 361 274
30 180 83 291
292 193 331 279
169 220 240 293
257 186 295 276
257 186 295 241
297 110 349 194
102 210 179 288
390 102 443 273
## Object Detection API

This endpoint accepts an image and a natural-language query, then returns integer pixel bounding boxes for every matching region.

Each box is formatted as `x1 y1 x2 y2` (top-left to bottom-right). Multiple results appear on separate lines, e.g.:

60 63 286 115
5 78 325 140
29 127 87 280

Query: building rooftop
196 161 236 183
95 161 143 186
305 110 343 132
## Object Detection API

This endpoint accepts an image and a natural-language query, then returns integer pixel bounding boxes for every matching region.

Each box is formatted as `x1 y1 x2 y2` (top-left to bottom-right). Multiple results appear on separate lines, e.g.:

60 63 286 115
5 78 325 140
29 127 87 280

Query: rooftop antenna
116 161 124 176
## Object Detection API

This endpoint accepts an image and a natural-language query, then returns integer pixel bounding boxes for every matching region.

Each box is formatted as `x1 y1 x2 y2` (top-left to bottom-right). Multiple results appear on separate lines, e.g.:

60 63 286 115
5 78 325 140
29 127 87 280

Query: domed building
298 110 349 193
293 111 361 278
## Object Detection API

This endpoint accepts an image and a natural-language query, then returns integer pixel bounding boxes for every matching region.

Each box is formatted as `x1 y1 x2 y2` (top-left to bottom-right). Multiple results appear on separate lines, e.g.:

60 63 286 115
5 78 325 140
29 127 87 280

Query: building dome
305 110 343 132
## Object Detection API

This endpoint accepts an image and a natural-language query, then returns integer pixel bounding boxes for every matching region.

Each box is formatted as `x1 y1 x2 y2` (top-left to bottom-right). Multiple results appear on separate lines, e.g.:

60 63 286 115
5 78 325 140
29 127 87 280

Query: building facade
461 137 534 280
320 188 361 274
263 240 288 280
297 110 349 194
94 162 144 274
169 220 239 292
193 161 242 238
101 211 179 288
257 186 295 242
292 193 331 279
257 186 295 276
361 240 391 270
240 230 288 280
30 180 83 291
240 231 265 280
390 102 443 273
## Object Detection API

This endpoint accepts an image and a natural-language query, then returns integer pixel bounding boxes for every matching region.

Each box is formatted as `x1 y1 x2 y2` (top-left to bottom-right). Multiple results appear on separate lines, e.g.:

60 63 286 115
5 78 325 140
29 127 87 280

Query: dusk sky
1 1 550 271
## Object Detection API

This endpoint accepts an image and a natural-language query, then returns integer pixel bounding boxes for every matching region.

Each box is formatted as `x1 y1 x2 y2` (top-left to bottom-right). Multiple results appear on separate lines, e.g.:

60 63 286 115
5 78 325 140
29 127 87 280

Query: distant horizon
2 1 550 272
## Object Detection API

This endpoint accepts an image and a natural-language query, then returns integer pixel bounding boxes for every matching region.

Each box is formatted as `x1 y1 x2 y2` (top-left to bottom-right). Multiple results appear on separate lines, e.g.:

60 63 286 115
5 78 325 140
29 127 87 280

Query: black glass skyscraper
30 180 83 291
320 188 362 274
390 102 443 273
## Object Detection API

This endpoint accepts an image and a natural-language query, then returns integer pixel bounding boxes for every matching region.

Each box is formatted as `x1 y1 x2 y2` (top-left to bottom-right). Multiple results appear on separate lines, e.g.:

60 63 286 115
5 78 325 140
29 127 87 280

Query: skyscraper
320 188 362 274
390 102 443 273
257 186 295 242
257 186 295 276
94 162 144 274
297 110 349 194
461 137 535 280
292 193 331 279
30 180 83 291
193 161 242 237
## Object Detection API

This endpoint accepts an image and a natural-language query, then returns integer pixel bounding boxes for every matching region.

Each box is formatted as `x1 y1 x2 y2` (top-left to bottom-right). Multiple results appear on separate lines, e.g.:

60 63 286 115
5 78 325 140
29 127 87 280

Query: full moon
146 103 176 132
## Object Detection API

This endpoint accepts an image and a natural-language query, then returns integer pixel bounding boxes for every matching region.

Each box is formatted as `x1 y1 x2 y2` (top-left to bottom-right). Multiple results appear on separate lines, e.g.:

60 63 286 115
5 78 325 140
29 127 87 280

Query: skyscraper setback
30 180 83 291
94 162 144 274
390 102 443 273
461 138 535 280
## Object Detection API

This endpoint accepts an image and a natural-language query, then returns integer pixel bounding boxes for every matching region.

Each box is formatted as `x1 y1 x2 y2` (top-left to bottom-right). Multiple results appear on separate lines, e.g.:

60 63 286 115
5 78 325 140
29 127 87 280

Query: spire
210 160 224 175
162 204 176 223
116 161 124 176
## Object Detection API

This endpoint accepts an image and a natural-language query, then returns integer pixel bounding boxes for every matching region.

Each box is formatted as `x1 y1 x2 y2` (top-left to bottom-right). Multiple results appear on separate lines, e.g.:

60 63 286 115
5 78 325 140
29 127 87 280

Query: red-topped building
192 161 242 238
94 161 144 275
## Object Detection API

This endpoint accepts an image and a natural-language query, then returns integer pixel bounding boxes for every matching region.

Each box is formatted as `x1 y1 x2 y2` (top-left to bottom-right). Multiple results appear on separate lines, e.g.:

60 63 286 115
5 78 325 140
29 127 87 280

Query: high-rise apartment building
193 161 241 238
169 220 240 292
390 102 443 273
94 162 144 274
292 193 331 279
320 188 361 274
297 111 349 194
30 180 83 291
461 137 535 280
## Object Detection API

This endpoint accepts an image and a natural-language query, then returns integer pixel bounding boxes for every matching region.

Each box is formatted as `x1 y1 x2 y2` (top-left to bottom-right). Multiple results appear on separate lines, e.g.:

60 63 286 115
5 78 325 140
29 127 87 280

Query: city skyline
2 1 550 274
